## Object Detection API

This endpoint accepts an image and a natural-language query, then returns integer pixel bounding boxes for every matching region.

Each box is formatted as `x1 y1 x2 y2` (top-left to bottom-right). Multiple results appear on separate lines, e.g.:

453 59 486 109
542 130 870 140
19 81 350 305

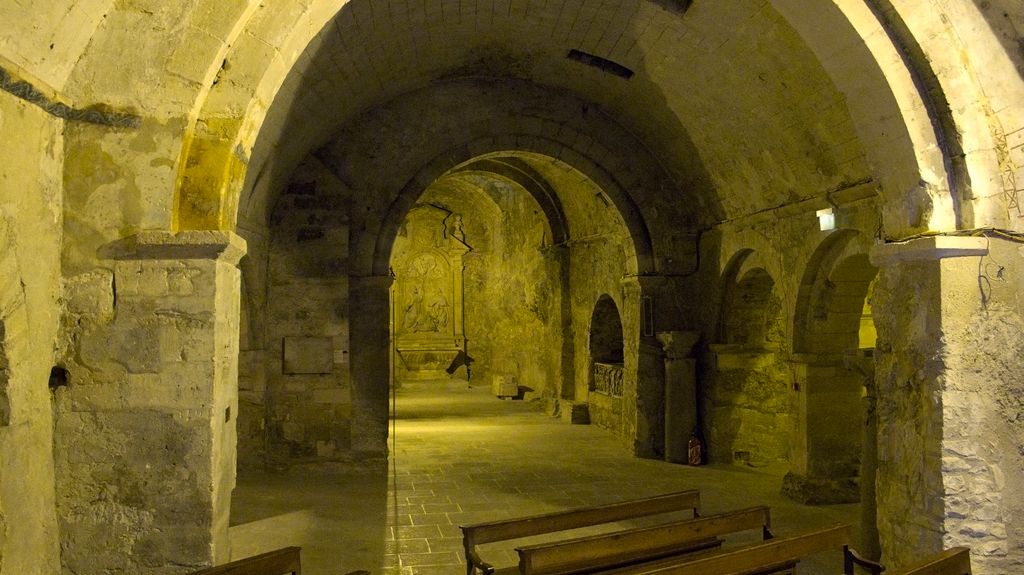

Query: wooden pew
887 547 971 575
187 546 302 575
460 490 701 575
515 506 773 575
597 524 883 575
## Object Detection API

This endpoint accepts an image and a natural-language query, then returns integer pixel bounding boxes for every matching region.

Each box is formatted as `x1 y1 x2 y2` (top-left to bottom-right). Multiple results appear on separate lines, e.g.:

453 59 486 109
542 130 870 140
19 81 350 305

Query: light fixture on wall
816 208 836 231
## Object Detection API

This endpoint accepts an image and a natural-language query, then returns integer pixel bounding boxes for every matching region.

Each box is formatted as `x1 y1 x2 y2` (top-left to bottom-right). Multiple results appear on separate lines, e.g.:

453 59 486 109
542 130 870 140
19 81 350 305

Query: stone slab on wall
283 336 334 374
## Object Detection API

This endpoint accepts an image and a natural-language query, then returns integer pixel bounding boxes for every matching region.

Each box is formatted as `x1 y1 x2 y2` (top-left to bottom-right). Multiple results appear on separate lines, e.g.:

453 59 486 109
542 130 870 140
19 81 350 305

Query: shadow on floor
232 383 861 575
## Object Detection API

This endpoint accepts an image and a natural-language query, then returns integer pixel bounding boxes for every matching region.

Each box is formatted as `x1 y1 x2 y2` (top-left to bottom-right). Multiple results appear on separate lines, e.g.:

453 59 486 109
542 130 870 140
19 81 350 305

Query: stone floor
231 382 864 574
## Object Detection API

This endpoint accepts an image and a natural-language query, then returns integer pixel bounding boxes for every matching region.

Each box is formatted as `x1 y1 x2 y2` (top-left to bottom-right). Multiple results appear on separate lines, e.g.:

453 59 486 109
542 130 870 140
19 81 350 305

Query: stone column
844 349 881 561
622 276 667 459
657 331 700 464
870 236 1024 573
349 274 393 454
56 231 244 573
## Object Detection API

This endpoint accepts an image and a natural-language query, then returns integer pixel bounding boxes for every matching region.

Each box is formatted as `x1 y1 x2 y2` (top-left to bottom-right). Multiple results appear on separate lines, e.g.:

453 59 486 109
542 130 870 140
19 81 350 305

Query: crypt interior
1 0 1023 573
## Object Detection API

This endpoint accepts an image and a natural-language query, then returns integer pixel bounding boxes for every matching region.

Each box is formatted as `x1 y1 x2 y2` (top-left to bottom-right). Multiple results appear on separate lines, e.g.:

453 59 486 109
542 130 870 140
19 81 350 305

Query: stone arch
708 251 790 466
173 0 349 230
167 0 1004 239
373 147 646 404
450 157 570 247
767 0 956 234
786 230 880 513
370 142 654 279
718 248 785 352
793 230 877 354
876 0 1019 229
724 267 784 350
173 0 728 238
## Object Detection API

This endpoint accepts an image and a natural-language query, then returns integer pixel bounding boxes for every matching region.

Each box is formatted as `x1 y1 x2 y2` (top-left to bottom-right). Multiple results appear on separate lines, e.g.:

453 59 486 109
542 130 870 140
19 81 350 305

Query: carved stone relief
391 205 470 381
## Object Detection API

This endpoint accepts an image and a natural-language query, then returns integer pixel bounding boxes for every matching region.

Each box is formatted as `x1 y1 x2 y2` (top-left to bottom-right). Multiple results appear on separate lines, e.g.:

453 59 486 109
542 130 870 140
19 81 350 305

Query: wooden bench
188 547 301 575
514 506 774 575
595 524 883 575
460 490 701 575
887 547 971 575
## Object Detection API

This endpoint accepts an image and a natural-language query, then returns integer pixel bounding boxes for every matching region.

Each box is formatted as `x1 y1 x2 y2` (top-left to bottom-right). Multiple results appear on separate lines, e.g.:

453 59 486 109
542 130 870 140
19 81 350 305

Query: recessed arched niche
587 294 625 429
391 204 470 383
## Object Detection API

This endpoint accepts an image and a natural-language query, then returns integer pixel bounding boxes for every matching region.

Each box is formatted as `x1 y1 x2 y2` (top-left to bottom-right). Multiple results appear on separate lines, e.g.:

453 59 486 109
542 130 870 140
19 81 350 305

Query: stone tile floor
231 382 863 574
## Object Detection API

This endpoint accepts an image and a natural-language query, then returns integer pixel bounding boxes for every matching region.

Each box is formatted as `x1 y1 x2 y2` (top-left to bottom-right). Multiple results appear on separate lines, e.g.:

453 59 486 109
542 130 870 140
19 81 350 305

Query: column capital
99 231 247 265
656 331 700 359
869 236 987 267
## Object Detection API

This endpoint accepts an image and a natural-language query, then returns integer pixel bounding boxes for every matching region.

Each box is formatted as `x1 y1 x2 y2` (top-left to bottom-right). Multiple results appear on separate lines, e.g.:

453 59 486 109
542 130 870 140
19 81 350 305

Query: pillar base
781 472 860 505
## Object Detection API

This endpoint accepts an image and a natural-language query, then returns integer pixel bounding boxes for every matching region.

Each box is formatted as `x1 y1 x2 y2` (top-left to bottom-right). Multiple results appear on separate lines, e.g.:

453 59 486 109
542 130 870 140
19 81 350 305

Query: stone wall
259 160 352 463
0 89 63 575
706 266 790 466
567 202 637 444
707 349 791 466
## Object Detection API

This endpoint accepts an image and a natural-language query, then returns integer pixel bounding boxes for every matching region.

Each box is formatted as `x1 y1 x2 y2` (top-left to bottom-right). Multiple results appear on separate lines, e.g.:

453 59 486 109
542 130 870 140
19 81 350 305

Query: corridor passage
231 383 861 574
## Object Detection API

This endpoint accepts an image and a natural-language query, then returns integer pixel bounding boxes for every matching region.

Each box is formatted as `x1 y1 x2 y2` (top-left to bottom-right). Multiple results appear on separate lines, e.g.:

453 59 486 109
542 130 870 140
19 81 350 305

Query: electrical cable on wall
889 227 1024 244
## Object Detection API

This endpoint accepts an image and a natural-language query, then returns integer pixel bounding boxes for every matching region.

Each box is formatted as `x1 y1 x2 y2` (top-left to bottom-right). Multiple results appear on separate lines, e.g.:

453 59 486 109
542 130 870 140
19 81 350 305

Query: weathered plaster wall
0 89 63 575
0 1 116 91
61 118 181 277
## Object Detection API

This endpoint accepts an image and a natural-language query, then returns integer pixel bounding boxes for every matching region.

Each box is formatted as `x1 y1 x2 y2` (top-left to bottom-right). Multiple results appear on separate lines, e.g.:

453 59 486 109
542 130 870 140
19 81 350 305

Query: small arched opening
587 295 624 432
708 262 790 467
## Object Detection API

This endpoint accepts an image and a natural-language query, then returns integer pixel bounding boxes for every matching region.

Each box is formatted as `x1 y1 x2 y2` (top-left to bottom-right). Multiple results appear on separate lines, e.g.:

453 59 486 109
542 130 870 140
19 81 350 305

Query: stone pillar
657 331 700 464
55 231 244 573
870 236 1024 573
349 274 393 454
844 349 881 561
622 276 667 459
